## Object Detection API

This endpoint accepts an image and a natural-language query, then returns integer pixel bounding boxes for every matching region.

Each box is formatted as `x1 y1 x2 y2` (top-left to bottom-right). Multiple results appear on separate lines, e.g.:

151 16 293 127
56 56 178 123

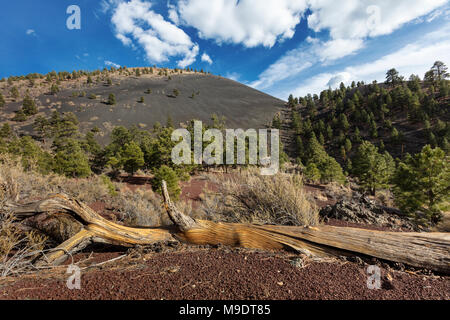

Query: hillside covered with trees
276 61 449 224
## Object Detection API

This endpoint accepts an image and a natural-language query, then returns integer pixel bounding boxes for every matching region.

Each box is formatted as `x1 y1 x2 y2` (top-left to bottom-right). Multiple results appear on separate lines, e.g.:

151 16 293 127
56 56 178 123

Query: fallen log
4 182 450 273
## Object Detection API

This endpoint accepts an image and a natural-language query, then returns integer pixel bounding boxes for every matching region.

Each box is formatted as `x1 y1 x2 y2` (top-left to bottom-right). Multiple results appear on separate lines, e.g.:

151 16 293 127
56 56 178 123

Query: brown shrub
110 188 164 227
0 156 164 228
198 170 319 226
0 210 48 277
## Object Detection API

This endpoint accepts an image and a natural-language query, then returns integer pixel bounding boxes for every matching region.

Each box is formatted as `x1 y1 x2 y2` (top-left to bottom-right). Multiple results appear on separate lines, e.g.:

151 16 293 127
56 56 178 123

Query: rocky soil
0 246 448 300
320 194 420 231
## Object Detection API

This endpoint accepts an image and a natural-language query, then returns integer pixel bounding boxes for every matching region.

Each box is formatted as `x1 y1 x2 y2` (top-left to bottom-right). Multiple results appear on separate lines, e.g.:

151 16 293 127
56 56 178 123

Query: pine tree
288 94 295 107
152 165 181 200
53 139 92 178
0 92 5 108
108 93 116 105
272 114 282 129
33 115 51 143
305 163 321 182
326 125 333 140
0 123 12 138
344 138 352 152
10 86 19 99
22 95 37 115
391 127 400 143
352 141 395 195
51 83 60 95
121 141 145 176
385 68 401 87
304 135 346 184
393 145 449 223
430 61 449 81
13 109 27 122
339 114 350 131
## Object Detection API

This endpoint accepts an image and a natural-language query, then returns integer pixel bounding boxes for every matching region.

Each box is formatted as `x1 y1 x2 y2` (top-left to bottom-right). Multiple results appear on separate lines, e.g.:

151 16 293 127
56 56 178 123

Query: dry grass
0 157 166 274
198 169 319 226
0 156 164 226
0 210 48 277
110 188 165 227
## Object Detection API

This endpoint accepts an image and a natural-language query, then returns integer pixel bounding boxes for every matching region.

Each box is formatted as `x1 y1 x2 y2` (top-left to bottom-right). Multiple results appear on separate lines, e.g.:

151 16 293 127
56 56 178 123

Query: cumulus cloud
249 46 313 90
105 60 121 68
171 0 307 48
252 0 448 95
26 29 36 36
249 37 362 90
326 72 352 88
307 0 447 39
111 0 199 67
304 0 448 60
225 72 241 81
201 53 213 64
290 24 450 97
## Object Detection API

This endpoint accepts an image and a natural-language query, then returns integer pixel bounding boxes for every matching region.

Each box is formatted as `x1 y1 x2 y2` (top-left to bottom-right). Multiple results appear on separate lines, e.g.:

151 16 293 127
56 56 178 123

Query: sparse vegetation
0 93 5 108
50 83 60 95
152 165 181 200
10 86 19 100
199 170 318 226
108 93 116 105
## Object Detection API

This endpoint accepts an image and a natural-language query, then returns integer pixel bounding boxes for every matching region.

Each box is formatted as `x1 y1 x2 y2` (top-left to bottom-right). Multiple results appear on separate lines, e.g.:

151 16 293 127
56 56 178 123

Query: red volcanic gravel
0 248 448 300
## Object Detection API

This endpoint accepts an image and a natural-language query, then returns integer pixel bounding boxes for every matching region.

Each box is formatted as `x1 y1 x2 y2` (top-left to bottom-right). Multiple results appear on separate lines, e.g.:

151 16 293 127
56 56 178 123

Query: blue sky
1 0 450 100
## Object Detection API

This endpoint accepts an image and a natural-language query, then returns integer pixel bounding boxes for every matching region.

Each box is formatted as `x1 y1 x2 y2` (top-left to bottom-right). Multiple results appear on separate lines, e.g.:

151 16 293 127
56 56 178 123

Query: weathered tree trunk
5 183 450 274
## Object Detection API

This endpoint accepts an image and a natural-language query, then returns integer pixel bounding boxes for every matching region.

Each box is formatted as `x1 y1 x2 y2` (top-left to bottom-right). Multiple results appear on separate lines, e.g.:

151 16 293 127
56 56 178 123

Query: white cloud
172 0 307 48
225 72 240 81
249 37 363 90
290 24 450 97
168 3 180 25
249 46 314 90
111 0 199 67
318 38 365 62
201 53 213 64
326 72 352 88
307 0 447 39
105 60 121 68
252 0 449 97
26 29 36 36
305 0 448 60
100 0 123 13
177 44 199 68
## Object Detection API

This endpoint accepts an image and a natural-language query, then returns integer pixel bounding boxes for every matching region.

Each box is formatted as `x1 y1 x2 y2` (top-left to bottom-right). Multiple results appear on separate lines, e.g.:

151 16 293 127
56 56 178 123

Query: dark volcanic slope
6 74 285 140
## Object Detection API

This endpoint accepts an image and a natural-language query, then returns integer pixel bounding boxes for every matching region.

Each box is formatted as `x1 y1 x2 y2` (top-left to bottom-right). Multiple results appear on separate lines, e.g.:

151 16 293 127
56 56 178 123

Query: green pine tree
22 95 37 115
0 92 5 108
393 145 449 224
152 165 181 200
121 141 145 176
352 141 395 195
53 139 92 178
108 93 116 105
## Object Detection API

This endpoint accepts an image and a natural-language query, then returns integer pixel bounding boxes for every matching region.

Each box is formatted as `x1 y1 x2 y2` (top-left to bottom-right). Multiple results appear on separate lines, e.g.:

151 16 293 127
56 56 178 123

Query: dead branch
2 182 449 274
